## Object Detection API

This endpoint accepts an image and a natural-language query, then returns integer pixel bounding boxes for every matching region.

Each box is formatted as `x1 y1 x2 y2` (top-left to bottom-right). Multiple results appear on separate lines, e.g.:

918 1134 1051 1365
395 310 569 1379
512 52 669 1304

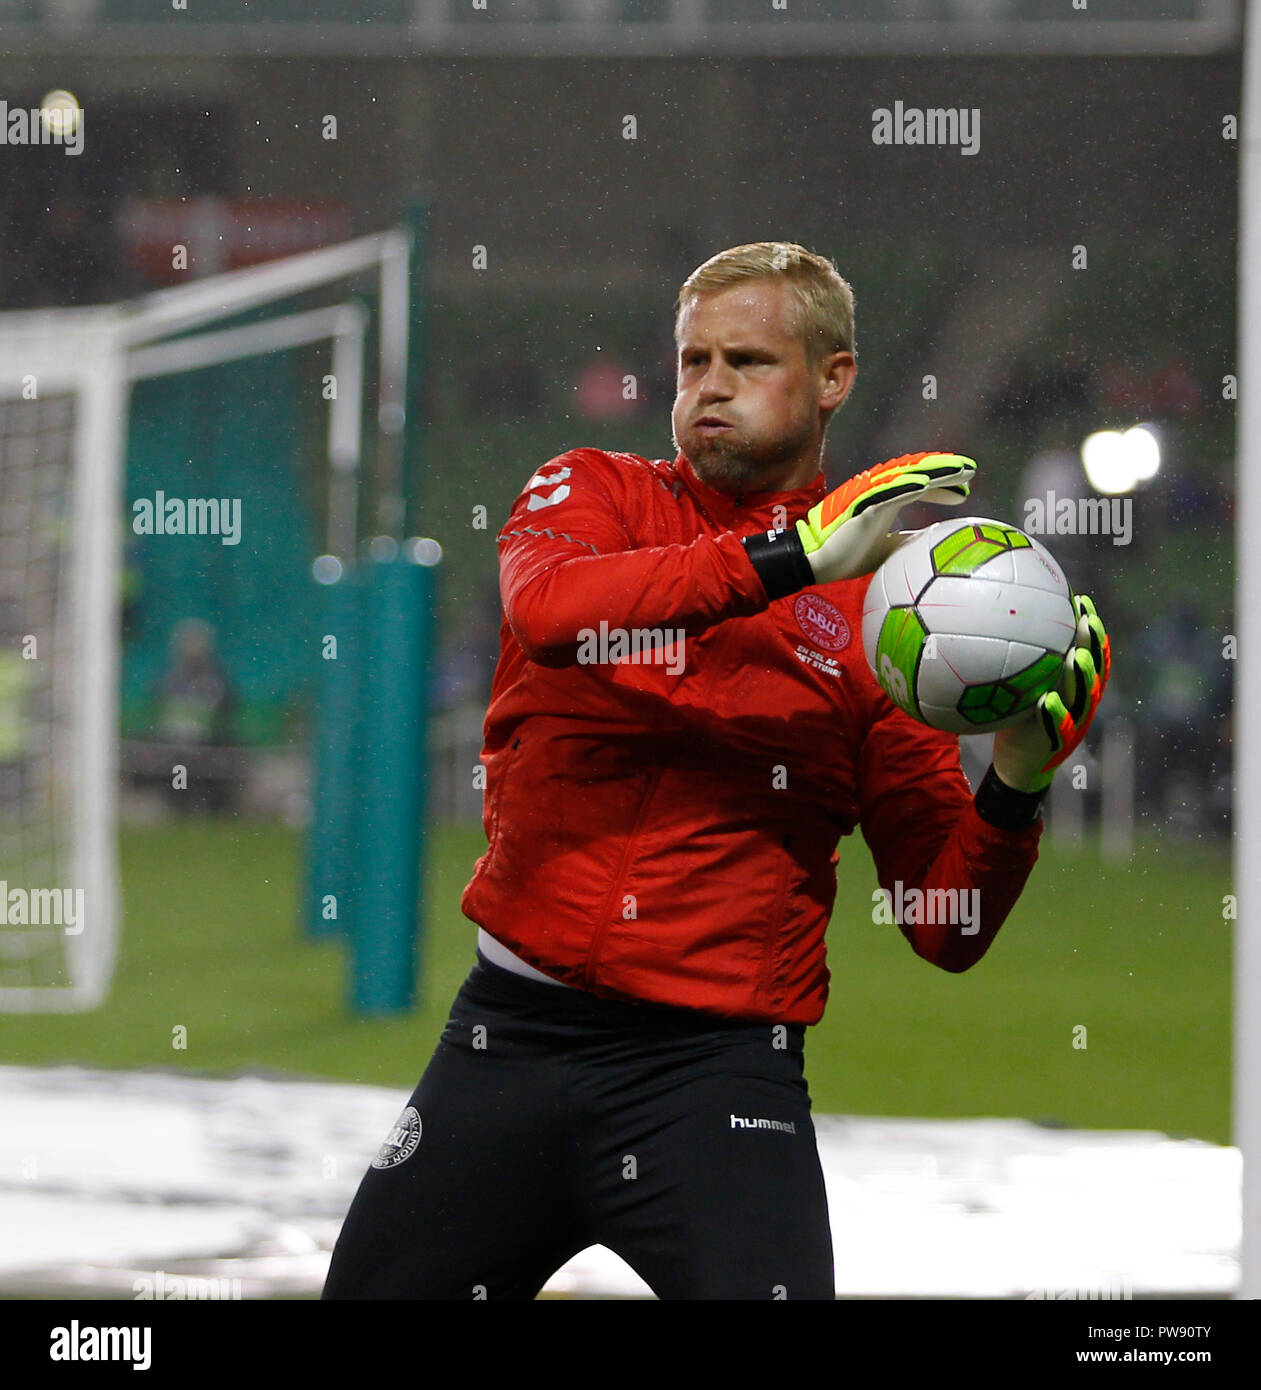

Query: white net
0 393 79 993
0 309 124 1012
0 231 407 1012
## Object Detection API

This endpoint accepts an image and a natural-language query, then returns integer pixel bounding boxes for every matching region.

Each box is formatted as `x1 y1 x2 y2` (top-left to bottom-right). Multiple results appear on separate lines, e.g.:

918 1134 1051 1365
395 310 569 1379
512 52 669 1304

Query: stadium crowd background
0 35 1237 839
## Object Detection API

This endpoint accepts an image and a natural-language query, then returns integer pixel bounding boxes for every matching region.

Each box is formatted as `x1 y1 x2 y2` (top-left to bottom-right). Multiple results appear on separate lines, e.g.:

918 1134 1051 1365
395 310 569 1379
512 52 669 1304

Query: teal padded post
348 546 435 1013
303 562 361 939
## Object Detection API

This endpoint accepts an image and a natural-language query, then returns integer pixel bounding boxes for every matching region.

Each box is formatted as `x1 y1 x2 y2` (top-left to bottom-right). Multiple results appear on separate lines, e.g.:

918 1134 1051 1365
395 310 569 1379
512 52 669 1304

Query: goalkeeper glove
742 452 977 599
984 594 1112 812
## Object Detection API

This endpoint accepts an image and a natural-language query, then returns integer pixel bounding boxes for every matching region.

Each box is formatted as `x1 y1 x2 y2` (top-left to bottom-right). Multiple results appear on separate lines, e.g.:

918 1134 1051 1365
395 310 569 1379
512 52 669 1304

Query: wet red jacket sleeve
857 695 1042 972
498 450 769 666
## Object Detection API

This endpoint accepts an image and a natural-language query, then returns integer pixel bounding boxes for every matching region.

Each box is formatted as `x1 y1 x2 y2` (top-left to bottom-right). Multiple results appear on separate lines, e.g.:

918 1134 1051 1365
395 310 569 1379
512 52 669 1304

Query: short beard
677 415 818 494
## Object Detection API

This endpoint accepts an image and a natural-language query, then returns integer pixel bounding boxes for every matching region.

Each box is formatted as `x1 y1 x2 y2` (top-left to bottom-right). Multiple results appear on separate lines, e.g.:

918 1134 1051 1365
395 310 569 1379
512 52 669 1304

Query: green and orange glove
976 595 1112 826
742 452 977 598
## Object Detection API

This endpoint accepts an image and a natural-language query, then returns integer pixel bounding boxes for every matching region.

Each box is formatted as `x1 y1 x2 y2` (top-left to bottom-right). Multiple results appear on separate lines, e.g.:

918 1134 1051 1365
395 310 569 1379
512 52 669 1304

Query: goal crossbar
0 229 408 1011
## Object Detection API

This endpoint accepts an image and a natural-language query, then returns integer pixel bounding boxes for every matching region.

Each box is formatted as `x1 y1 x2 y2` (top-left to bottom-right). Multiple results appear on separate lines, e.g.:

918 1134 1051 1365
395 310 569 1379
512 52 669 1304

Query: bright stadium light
404 537 442 567
312 554 343 585
1080 431 1130 492
38 89 81 139
1080 424 1161 494
1125 424 1161 481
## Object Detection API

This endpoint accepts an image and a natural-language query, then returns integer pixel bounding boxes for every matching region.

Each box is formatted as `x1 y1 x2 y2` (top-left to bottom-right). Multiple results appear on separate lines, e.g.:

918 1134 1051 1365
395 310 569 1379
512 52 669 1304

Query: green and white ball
861 517 1077 734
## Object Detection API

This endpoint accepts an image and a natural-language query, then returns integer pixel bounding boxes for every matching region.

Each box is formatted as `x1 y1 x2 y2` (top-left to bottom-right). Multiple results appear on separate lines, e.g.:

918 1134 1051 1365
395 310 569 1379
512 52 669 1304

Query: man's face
671 278 853 493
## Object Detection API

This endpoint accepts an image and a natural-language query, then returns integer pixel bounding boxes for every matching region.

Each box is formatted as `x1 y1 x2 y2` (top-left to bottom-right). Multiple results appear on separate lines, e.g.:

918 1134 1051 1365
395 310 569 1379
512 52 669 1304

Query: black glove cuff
742 527 815 601
974 764 1047 830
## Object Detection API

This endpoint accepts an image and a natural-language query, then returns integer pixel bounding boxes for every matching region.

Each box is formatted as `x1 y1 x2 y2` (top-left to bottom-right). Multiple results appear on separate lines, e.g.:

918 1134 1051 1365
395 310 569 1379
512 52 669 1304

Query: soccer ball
861 517 1077 734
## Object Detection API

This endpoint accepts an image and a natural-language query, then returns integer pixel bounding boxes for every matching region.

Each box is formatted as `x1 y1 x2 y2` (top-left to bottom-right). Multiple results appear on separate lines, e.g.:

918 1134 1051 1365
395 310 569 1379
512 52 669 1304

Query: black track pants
322 952 834 1300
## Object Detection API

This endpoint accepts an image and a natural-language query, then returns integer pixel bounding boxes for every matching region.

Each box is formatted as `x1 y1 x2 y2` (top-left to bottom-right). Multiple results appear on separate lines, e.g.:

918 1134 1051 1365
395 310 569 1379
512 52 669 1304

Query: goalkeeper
323 241 1109 1301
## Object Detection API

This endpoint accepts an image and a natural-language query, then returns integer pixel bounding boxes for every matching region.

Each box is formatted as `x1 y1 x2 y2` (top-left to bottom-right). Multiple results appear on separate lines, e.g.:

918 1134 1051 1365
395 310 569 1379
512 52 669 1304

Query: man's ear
820 351 857 412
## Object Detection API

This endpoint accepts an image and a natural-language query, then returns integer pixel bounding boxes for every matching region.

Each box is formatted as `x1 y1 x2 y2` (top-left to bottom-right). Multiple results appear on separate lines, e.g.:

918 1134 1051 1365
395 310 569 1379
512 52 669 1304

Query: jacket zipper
484 734 522 860
583 765 664 990
756 837 795 1009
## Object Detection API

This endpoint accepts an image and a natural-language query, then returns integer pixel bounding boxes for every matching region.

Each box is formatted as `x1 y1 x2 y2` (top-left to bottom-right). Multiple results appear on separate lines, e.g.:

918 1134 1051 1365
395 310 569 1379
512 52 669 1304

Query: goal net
0 230 409 1011
0 314 126 1011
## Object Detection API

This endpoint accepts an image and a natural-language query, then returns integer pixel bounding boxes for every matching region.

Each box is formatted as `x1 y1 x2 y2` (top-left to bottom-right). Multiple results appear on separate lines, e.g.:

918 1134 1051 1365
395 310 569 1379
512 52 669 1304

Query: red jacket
460 447 1041 1024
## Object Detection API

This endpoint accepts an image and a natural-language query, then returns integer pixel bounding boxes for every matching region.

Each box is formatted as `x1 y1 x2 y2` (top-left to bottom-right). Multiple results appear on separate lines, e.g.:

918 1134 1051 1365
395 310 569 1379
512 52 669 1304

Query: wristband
974 763 1047 830
742 527 814 601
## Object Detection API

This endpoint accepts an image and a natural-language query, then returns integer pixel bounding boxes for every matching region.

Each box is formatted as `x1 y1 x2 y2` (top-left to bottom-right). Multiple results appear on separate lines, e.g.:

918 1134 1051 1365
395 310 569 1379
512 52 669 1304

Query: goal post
0 311 127 1011
0 224 425 1013
1236 0 1259 1301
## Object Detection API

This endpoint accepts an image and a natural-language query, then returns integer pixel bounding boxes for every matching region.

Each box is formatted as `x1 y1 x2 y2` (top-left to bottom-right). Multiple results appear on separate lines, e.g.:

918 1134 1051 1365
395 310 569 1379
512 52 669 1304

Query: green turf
0 819 1231 1144
813 831 1232 1144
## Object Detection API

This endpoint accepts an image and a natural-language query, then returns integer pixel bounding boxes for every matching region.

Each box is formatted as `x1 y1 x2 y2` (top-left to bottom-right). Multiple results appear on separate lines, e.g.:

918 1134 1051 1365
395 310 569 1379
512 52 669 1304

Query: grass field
0 819 1233 1145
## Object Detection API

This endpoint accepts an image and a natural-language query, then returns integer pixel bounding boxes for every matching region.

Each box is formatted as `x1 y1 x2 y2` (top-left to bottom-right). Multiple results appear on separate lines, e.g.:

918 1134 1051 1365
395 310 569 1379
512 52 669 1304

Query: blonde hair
674 241 856 366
